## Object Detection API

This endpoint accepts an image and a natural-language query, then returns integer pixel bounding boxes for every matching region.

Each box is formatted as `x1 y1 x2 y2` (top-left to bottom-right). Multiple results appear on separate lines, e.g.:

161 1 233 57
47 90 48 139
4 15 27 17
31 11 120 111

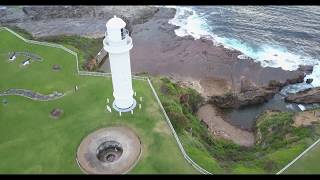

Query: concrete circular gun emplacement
76 126 142 174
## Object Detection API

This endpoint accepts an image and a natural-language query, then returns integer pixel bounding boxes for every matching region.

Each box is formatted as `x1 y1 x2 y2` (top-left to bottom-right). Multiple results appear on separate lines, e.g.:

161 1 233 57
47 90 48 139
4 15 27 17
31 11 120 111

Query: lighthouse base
112 99 136 113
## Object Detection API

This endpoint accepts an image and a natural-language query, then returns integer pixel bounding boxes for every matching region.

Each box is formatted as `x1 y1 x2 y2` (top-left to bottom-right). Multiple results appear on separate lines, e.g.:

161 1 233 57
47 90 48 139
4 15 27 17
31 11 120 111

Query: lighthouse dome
106 16 126 29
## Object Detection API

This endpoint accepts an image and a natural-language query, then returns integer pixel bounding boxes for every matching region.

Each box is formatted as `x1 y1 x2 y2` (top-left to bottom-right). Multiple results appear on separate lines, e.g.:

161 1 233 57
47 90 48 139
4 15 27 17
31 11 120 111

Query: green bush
39 35 103 63
152 76 320 174
256 112 312 150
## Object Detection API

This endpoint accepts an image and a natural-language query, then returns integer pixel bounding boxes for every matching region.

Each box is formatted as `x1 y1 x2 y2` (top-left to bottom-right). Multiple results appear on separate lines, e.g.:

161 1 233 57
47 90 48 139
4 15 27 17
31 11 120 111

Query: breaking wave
166 6 320 89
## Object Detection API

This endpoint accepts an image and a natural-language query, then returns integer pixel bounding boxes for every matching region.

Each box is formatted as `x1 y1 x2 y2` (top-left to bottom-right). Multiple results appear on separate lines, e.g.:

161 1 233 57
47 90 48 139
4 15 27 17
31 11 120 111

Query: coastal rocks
1 6 160 38
210 85 278 109
306 78 313 84
209 93 237 109
297 65 314 74
285 87 320 104
285 74 305 84
293 110 320 127
240 76 259 93
209 74 305 109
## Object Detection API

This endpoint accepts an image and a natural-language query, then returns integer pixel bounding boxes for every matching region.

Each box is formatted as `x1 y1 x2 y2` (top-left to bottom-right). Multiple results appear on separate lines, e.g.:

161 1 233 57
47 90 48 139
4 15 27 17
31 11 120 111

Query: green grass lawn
0 28 197 174
283 140 320 174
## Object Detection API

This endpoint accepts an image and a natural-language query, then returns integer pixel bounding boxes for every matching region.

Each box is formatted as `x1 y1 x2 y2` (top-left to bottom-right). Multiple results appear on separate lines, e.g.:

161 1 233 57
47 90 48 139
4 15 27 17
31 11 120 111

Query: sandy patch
199 77 232 97
169 75 232 101
293 110 320 127
197 104 255 147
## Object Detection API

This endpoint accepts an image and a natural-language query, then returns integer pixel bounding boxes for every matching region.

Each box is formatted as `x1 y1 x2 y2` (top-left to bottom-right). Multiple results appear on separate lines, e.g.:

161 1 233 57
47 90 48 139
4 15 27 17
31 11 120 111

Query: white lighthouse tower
103 16 136 112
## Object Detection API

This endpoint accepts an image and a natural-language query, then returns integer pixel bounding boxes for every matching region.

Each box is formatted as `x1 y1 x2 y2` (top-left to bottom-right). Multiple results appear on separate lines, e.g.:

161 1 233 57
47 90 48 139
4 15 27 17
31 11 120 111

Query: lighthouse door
121 28 125 40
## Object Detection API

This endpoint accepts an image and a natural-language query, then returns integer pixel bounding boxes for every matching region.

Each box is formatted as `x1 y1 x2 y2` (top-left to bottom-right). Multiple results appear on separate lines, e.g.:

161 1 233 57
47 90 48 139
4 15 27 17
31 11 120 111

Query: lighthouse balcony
103 34 133 54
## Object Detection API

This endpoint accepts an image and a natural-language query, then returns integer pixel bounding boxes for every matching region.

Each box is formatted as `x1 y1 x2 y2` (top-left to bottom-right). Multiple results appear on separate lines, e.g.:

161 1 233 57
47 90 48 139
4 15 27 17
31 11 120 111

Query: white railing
147 78 211 174
104 36 132 47
2 27 81 73
276 137 320 174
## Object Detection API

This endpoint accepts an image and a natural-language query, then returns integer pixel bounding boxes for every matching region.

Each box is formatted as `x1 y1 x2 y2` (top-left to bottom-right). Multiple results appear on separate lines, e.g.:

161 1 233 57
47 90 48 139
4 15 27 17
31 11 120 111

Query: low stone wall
0 89 64 101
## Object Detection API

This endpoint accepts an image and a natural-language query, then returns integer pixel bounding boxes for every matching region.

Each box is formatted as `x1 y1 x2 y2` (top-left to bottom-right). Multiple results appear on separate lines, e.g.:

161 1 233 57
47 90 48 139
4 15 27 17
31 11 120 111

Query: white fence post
276 138 320 174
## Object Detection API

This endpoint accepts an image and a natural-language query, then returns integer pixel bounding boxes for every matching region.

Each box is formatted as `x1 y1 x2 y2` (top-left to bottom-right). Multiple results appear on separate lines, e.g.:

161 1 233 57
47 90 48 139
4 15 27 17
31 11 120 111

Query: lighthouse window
121 28 125 40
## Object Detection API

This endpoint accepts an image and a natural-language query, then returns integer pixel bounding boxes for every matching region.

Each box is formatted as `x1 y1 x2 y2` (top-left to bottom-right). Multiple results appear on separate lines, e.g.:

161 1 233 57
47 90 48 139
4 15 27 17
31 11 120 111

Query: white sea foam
305 64 320 87
298 104 306 111
166 6 320 91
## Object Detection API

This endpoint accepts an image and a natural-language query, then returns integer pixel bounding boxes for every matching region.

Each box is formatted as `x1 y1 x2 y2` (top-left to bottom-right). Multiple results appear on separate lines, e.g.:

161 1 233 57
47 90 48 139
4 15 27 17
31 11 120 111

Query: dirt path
197 104 255 147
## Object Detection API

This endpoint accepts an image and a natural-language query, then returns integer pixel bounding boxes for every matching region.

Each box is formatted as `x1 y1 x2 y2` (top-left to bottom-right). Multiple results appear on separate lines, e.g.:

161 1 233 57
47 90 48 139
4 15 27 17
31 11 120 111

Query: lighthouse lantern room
103 16 136 112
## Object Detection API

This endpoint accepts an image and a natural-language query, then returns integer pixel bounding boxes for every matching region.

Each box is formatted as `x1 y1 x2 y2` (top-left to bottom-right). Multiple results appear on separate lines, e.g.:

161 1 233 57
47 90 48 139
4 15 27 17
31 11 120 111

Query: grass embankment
3 25 102 71
152 77 320 174
284 141 320 174
0 28 197 174
283 110 320 174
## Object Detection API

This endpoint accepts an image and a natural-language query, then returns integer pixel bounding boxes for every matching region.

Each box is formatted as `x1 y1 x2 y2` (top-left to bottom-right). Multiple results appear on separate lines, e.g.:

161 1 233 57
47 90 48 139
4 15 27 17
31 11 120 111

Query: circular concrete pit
76 126 141 174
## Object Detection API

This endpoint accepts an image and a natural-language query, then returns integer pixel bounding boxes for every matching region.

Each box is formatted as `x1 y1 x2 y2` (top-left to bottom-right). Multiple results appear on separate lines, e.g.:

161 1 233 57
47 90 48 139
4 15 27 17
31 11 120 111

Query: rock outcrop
306 78 313 84
297 65 314 74
285 87 320 104
210 74 305 109
0 6 160 38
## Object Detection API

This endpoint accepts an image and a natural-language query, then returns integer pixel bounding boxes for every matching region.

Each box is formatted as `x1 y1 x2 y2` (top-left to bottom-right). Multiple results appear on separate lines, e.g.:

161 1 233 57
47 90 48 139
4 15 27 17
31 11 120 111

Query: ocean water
164 6 320 129
166 6 320 88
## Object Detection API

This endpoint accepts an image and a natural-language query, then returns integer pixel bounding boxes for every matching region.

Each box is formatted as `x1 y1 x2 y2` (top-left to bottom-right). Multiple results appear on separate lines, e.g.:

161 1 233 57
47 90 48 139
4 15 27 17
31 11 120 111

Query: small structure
50 108 63 119
52 64 61 71
95 48 108 65
22 59 31 66
9 54 16 61
76 127 142 174
106 105 112 113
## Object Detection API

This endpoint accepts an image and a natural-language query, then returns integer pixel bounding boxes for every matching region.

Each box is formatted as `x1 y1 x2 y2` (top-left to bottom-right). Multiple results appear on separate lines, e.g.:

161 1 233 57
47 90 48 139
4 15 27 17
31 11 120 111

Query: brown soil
293 110 320 127
50 108 63 119
199 77 232 97
197 104 255 147
167 76 232 102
